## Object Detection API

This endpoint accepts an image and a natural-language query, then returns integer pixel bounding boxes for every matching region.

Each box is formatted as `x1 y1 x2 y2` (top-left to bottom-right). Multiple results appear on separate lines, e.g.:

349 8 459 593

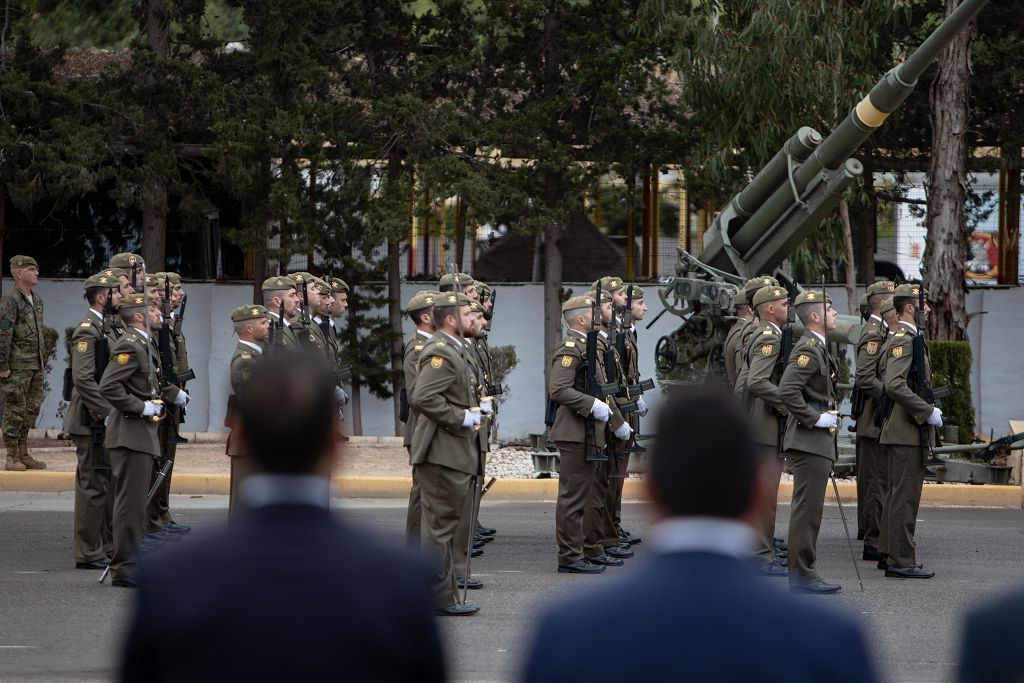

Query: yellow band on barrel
855 97 890 128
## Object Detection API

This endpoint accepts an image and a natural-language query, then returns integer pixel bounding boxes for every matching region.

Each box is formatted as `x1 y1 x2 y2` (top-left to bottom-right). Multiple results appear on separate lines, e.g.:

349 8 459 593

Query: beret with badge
261 275 296 291
744 275 779 296
752 286 788 308
630 285 644 300
439 272 474 287
793 290 832 307
593 276 624 293
230 304 269 323
405 290 439 314
879 297 895 315
117 293 152 311
329 277 350 293
109 253 144 270
10 255 38 270
893 283 926 299
866 280 895 297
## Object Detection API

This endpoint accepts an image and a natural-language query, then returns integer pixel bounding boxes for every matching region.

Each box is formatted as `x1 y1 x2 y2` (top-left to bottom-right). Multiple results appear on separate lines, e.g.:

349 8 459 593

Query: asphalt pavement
1 493 1022 682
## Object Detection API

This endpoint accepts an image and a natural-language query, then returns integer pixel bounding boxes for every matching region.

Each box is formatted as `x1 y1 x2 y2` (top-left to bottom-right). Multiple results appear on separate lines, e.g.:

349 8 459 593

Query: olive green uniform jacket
779 333 838 461
402 331 432 449
226 341 261 457
409 334 482 476
724 317 752 385
0 288 44 371
880 322 936 448
99 329 182 458
62 311 112 438
266 313 300 351
732 318 759 397
854 316 887 440
744 322 789 449
548 329 624 447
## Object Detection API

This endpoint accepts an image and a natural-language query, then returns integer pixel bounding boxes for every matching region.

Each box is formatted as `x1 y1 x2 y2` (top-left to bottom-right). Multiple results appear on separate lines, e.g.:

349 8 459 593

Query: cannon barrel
698 0 989 277
930 433 1024 458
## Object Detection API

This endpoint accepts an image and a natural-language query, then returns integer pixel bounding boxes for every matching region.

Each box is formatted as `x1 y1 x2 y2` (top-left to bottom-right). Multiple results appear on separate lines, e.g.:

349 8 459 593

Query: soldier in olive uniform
409 292 486 616
733 275 781 397
261 276 301 350
64 272 122 568
880 296 898 331
742 285 792 576
853 280 895 560
878 283 939 579
616 285 648 546
146 272 192 538
99 294 187 587
401 291 437 544
108 253 144 297
288 273 328 355
590 277 634 565
724 290 752 385
778 290 841 594
548 294 615 575
225 305 270 514
0 255 47 471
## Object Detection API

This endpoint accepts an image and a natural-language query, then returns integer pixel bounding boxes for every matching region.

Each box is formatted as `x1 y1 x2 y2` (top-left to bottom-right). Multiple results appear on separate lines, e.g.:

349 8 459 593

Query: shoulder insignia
796 354 810 368
76 340 89 353
892 346 904 359
115 353 130 365
565 340 576 347
561 355 573 368
762 329 771 335
430 356 443 369
895 331 906 337
309 334 316 343
760 343 773 356
240 353 252 360
413 344 424 351
80 322 91 327
866 341 879 355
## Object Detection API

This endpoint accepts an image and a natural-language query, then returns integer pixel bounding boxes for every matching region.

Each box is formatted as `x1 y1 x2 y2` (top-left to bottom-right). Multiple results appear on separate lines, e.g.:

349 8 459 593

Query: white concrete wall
16 279 1023 442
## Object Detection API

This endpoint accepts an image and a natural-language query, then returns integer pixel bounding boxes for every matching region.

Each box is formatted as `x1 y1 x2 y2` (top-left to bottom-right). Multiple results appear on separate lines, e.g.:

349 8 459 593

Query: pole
822 276 864 593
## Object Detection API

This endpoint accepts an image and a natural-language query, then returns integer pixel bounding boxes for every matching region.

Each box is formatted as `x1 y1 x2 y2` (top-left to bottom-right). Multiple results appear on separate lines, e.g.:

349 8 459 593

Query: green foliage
927 340 974 445
40 324 59 415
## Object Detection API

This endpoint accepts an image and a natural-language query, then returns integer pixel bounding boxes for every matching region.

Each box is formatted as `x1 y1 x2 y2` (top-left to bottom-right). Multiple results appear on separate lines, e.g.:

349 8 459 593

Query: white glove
814 412 838 430
479 399 494 415
613 422 633 441
462 410 482 428
103 416 109 427
590 399 611 423
636 396 648 417
141 401 164 418
174 390 190 407
334 387 350 406
927 407 943 427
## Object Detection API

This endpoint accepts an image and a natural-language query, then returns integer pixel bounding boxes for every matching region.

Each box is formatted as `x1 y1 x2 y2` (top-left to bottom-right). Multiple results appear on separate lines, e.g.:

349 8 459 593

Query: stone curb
0 472 1021 507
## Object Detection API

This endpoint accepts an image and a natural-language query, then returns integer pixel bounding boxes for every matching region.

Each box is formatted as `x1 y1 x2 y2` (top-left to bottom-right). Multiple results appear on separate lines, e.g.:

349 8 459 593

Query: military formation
545 277 649 577
730 276 939 593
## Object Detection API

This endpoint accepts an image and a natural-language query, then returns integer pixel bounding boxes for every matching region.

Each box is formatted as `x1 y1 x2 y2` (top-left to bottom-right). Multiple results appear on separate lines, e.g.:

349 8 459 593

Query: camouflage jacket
0 288 44 371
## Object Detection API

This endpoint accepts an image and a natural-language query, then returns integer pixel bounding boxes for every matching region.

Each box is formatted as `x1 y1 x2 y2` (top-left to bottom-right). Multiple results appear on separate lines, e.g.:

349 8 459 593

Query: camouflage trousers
2 368 43 443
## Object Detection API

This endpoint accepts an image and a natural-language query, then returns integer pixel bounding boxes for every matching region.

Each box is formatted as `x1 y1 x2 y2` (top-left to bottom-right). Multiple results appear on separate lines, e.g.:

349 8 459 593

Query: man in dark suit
958 587 1024 683
522 387 877 683
120 354 445 683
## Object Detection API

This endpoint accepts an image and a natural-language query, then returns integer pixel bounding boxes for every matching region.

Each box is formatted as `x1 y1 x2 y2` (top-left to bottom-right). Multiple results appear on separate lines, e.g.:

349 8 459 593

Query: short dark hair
893 297 916 316
650 386 762 518
431 304 456 330
84 287 107 307
238 353 337 474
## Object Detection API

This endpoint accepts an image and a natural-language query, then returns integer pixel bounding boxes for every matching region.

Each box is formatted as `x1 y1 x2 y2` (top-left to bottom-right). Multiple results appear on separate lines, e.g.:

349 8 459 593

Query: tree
923 0 977 341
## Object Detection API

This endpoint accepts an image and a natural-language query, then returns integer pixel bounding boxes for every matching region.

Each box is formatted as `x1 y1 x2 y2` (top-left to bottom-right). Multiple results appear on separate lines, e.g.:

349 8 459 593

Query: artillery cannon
655 0 990 383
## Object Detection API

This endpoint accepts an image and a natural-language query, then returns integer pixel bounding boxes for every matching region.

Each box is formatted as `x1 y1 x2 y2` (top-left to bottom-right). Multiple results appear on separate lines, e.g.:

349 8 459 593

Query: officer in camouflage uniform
402 291 438 545
225 305 269 514
99 293 187 587
853 280 894 561
0 255 47 471
64 272 122 568
778 290 841 594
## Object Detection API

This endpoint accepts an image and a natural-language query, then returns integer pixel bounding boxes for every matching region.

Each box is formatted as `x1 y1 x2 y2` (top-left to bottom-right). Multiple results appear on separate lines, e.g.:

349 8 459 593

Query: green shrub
928 340 974 444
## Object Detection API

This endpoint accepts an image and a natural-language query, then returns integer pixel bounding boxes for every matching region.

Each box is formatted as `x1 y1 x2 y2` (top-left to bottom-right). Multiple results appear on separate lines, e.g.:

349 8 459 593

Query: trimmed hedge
928 340 974 444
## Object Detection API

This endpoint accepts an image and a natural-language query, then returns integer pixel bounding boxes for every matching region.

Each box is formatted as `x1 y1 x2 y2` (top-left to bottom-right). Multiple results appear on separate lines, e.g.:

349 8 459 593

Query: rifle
583 283 611 463
910 283 935 463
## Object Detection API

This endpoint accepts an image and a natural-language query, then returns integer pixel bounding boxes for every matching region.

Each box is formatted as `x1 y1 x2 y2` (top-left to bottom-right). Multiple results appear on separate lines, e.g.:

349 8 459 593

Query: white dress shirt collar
238 340 263 354
651 517 759 559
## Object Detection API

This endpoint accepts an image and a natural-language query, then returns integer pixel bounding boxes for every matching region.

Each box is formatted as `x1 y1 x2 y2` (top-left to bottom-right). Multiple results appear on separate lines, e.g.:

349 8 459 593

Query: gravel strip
486 446 646 479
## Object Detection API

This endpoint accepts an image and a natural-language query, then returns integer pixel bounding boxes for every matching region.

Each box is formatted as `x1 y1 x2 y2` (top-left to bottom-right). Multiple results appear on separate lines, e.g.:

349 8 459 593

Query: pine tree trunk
388 236 403 434
142 181 167 271
542 219 563 394
838 198 857 314
923 0 975 342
